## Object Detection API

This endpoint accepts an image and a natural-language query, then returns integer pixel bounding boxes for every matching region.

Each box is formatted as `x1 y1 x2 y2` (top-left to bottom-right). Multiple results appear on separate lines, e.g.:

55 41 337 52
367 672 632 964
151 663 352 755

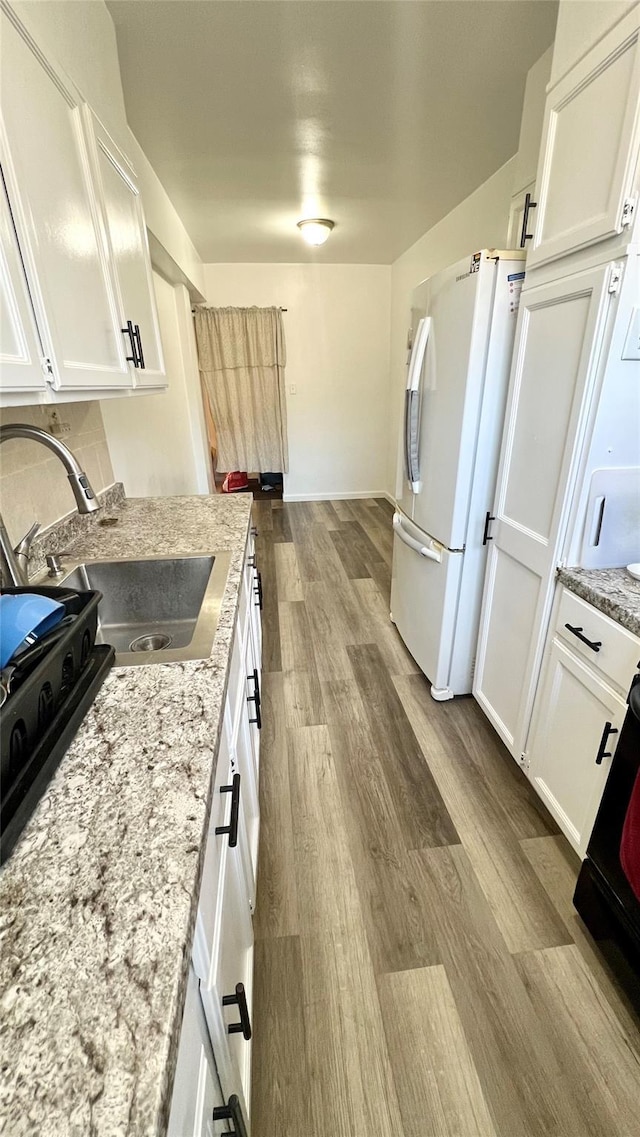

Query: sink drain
129 632 172 653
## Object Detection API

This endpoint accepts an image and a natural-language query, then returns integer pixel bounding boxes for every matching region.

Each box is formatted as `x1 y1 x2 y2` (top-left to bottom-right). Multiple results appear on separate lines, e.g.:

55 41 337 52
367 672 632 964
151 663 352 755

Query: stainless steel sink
57 552 232 666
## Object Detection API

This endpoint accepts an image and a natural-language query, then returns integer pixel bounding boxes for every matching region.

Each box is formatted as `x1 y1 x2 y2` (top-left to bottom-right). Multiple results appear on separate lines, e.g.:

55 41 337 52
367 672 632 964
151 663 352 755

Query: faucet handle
13 520 40 558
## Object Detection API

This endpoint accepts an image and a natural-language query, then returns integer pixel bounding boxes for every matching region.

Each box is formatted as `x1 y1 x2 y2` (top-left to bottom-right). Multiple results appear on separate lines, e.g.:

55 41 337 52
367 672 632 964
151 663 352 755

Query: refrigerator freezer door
410 253 498 547
390 512 464 700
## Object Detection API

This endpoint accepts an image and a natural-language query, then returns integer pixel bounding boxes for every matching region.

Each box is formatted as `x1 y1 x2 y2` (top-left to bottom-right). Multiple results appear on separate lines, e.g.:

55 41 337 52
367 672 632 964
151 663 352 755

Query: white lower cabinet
168 968 227 1137
526 586 639 857
172 527 261 1134
526 638 626 857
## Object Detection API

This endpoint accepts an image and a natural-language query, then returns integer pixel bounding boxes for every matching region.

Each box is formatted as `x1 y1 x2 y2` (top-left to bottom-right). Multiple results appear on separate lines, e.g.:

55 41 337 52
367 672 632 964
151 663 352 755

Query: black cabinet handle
482 511 495 546
247 553 256 568
222 982 252 1040
250 525 258 537
213 1093 248 1137
215 773 240 847
121 320 139 366
564 623 602 652
519 191 538 247
595 721 619 765
133 323 145 369
247 668 261 729
254 569 263 610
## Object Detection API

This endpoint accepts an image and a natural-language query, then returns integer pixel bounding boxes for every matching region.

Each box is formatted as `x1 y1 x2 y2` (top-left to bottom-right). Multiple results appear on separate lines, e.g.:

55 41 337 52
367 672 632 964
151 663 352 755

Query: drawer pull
247 553 256 568
212 1091 247 1137
564 623 602 652
595 721 619 765
213 1094 248 1137
519 191 538 247
215 773 240 847
222 982 252 1040
254 569 263 610
133 323 145 369
482 511 495 545
250 525 258 537
121 320 139 367
247 668 262 729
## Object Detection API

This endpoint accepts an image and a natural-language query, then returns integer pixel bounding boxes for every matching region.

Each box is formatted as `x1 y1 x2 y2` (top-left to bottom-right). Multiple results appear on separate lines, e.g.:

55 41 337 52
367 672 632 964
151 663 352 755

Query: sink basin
58 552 232 666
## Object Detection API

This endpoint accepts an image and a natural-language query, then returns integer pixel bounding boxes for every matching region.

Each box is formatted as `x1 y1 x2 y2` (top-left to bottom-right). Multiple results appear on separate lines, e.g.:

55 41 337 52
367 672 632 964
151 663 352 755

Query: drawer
556 588 640 693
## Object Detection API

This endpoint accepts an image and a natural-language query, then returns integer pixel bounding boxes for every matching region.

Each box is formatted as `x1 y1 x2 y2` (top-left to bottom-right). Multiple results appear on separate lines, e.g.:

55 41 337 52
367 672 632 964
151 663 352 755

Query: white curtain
194 306 289 473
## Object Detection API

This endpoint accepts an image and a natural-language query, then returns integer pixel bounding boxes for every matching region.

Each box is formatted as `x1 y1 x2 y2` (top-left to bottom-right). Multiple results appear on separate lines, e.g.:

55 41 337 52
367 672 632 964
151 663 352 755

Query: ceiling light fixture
297 218 335 246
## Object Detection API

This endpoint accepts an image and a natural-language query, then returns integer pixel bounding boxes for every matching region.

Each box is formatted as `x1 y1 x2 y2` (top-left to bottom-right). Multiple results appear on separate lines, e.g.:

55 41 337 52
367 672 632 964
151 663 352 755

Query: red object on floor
221 471 249 493
620 768 640 901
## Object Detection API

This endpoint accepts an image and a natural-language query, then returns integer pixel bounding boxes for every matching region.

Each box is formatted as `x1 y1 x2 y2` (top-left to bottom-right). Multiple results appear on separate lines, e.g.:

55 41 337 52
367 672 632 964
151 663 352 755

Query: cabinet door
0 10 130 390
527 638 626 856
168 967 229 1137
473 262 619 760
84 110 165 386
528 9 640 269
199 836 253 1126
0 159 46 392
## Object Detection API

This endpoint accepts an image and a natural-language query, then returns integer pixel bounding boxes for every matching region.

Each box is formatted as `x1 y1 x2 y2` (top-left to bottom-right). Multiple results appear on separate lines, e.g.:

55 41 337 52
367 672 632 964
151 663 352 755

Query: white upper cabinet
513 46 553 198
84 110 165 386
506 47 552 251
528 8 640 269
473 261 621 760
0 156 47 392
0 9 131 391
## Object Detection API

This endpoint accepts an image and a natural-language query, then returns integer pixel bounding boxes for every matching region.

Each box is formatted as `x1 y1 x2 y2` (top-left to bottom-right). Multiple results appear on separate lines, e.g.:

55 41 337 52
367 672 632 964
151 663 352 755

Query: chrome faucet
0 423 100 587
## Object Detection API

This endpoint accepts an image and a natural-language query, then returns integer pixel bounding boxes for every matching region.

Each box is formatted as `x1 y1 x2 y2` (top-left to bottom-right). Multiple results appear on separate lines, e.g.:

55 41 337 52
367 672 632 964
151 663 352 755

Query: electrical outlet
47 410 71 436
622 307 640 360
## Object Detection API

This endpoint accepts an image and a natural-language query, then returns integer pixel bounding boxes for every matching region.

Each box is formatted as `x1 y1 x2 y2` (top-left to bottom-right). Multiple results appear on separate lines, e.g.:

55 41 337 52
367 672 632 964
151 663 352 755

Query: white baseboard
283 489 393 503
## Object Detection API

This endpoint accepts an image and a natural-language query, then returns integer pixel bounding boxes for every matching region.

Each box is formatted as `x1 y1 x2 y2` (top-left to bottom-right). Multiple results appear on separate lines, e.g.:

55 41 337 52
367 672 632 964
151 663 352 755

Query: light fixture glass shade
297 218 334 246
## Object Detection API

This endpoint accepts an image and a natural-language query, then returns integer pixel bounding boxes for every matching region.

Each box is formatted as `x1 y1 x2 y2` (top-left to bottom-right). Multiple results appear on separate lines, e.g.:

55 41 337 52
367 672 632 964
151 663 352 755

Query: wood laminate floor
250 498 640 1137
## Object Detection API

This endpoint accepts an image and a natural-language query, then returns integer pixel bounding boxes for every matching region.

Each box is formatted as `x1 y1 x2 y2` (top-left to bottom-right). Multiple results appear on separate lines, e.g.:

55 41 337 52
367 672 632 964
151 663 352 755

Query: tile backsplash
0 402 114 541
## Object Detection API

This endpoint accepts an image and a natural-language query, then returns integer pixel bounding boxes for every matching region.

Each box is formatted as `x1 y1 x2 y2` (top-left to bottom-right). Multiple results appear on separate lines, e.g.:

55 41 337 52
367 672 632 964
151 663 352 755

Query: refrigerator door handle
393 512 442 562
404 317 431 493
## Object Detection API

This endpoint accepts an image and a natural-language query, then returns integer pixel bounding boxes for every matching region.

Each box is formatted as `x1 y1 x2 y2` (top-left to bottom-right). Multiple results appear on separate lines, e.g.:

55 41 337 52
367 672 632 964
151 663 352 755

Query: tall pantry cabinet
474 5 640 766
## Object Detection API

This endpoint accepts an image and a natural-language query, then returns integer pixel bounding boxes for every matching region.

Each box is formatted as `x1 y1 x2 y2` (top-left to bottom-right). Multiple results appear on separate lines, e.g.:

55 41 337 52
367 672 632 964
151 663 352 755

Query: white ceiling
107 0 558 264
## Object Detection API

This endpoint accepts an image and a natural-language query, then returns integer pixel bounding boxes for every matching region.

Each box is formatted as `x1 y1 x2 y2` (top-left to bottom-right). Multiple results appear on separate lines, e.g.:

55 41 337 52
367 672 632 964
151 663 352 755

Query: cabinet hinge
40 356 55 383
608 264 622 294
621 197 636 228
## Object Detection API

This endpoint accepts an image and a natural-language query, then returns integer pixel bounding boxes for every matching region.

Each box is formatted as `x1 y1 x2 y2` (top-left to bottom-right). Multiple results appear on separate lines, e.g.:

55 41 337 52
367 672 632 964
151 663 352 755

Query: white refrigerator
390 248 525 700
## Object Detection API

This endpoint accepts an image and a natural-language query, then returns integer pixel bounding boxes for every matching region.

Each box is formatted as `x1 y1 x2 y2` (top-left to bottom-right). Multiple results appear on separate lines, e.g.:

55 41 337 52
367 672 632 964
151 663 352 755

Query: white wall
386 157 516 495
203 264 391 500
550 0 638 84
101 275 212 498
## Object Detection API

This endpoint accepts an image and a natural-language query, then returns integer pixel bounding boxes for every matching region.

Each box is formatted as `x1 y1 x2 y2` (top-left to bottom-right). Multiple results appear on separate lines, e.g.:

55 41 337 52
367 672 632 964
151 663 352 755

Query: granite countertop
557 566 640 638
0 491 253 1136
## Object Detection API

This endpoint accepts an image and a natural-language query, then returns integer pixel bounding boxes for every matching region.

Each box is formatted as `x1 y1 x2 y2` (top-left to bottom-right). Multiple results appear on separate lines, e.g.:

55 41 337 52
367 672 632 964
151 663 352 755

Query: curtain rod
191 306 287 313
